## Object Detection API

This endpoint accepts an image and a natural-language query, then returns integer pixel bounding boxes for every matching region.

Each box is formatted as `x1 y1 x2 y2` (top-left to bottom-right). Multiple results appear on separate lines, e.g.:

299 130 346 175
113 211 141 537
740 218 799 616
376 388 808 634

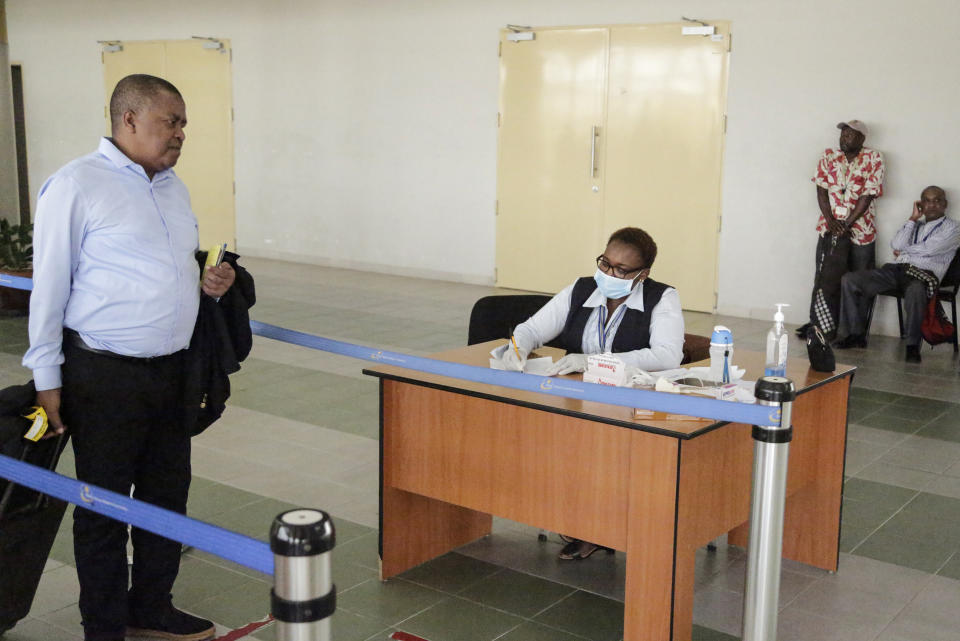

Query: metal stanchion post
270 509 336 641
742 376 796 641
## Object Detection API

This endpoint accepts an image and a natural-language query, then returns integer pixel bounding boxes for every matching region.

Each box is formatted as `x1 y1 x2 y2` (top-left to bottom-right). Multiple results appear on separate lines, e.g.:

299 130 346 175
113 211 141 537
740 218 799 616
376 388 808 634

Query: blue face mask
593 268 639 300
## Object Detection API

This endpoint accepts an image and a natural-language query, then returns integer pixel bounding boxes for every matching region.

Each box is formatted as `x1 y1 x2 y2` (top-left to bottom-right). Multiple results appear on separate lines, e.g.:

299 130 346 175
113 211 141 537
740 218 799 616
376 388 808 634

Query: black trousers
838 263 927 346
61 339 190 640
807 235 876 336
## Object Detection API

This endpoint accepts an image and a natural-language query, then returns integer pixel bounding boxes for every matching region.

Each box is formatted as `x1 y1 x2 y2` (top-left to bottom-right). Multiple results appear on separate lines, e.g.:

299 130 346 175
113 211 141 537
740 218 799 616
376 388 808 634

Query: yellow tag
202 243 227 281
22 406 49 442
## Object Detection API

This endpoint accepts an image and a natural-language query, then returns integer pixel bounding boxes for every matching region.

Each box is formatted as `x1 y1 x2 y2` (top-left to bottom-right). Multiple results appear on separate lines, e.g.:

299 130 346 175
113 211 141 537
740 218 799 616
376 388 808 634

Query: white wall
7 0 960 333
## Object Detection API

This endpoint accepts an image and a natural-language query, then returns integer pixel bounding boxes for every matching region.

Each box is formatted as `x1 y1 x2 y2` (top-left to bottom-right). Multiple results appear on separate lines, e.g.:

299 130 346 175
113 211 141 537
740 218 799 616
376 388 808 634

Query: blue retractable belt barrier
0 454 274 575
250 321 781 427
0 274 780 425
0 274 34 291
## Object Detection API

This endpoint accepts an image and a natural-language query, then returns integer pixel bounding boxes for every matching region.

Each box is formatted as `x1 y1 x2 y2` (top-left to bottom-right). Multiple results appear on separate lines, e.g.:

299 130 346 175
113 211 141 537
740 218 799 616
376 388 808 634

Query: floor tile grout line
390 568 595 635
846 488 925 555
933 549 959 577
867 570 943 641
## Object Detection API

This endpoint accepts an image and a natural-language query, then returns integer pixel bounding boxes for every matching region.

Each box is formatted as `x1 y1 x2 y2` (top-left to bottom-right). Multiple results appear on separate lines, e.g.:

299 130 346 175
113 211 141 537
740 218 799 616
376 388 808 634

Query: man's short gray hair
109 74 182 134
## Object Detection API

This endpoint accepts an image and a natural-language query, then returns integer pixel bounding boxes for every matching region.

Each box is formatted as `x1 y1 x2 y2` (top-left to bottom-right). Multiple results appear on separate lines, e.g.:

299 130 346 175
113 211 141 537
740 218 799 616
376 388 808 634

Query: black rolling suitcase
0 381 69 636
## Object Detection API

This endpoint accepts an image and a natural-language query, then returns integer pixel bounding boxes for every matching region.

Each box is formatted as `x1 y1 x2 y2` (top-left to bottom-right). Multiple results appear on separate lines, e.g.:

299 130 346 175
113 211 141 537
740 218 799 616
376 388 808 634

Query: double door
496 23 730 311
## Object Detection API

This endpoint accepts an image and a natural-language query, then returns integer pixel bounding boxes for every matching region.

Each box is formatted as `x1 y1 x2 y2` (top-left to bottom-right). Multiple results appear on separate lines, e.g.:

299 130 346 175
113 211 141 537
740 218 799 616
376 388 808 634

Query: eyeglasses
596 255 645 279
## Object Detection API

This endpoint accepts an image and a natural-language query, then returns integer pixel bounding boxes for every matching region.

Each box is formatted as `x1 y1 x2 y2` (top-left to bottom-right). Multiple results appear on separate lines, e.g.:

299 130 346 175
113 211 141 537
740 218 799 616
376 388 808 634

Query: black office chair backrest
468 294 554 346
940 247 960 289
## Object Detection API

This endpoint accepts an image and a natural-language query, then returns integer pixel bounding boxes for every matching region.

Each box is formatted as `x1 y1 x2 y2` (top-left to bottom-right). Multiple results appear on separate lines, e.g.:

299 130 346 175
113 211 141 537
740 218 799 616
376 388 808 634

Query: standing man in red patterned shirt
800 120 885 339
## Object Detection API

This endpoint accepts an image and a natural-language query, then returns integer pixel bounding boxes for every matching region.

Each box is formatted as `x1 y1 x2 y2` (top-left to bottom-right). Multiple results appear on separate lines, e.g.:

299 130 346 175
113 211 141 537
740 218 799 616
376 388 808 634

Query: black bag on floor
0 381 69 635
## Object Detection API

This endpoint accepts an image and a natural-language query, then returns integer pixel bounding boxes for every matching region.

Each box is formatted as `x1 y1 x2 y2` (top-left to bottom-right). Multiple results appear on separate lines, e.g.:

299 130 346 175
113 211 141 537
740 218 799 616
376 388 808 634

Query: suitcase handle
0 432 68 518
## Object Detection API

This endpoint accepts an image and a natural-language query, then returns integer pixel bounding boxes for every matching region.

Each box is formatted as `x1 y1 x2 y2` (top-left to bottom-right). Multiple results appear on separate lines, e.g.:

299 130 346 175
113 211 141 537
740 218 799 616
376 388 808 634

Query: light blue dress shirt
890 216 960 281
23 138 201 391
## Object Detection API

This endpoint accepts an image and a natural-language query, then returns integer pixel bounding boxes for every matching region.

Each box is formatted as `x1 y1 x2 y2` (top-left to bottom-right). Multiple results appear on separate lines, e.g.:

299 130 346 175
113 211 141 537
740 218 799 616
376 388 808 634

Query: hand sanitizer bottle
709 326 733 384
764 304 790 377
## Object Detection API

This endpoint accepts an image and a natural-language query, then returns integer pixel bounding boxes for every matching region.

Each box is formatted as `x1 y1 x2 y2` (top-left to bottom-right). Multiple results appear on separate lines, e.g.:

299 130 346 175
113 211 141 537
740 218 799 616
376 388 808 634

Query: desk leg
380 487 492 580
624 431 681 641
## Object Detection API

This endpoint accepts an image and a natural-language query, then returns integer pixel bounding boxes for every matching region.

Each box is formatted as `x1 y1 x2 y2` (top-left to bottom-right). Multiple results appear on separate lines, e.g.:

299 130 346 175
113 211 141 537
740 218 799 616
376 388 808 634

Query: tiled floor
1 256 960 641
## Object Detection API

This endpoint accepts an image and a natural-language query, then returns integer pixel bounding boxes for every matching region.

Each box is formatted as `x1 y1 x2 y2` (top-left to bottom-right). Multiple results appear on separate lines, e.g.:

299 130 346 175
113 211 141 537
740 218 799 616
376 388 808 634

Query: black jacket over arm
183 250 256 435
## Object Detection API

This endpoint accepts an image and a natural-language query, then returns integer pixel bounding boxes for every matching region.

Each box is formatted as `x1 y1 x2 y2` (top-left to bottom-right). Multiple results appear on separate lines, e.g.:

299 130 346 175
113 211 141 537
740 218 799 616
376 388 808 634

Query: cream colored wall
6 0 960 333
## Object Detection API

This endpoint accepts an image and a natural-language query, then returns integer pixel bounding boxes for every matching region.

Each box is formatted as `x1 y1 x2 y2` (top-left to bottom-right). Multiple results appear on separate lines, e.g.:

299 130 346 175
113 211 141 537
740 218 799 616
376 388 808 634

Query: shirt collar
584 279 647 312
832 147 871 163
98 137 172 182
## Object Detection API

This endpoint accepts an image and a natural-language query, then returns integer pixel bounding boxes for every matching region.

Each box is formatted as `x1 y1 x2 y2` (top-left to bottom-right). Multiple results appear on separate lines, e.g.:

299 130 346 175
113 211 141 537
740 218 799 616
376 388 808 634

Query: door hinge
723 115 727 133
494 267 498 282
498 41 502 57
497 112 501 127
231 108 235 122
714 292 719 309
495 200 499 216
717 215 722 233
728 32 733 52
232 181 236 195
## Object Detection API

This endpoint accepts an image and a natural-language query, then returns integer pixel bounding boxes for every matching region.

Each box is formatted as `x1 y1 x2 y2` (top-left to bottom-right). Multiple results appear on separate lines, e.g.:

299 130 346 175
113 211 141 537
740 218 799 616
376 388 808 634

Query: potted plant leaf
0 218 33 314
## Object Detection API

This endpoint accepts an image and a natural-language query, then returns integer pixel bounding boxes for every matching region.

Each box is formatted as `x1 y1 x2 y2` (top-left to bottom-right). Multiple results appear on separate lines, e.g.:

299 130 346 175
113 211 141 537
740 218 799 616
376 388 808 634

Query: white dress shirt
23 138 201 390
512 279 685 371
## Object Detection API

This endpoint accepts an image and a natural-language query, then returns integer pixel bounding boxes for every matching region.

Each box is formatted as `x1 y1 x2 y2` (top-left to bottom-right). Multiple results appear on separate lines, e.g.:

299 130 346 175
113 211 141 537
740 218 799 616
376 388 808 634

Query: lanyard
596 304 628 353
913 219 944 244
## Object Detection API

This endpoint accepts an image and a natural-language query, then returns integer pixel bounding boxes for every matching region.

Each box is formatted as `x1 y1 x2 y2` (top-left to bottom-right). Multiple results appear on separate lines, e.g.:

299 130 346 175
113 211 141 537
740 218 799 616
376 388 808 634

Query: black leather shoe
127 606 215 641
906 345 922 363
834 335 868 349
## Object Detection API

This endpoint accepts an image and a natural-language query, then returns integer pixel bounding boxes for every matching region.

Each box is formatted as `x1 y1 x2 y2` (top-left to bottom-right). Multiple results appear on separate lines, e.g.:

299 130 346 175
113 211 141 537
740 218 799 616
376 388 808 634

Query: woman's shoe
576 542 615 559
558 540 582 560
558 539 614 560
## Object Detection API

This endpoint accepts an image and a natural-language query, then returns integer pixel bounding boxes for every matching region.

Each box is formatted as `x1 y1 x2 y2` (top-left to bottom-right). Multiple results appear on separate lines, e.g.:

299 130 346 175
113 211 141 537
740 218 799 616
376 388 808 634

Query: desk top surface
363 341 855 438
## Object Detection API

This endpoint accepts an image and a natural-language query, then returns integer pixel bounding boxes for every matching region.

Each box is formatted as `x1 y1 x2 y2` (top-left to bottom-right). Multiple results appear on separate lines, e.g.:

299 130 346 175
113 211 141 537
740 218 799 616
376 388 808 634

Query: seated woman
501 226 684 559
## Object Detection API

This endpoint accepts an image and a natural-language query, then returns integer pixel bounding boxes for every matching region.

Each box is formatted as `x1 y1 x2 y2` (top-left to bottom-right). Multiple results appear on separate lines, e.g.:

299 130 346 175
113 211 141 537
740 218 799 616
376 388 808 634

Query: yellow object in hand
23 406 48 442
202 243 228 281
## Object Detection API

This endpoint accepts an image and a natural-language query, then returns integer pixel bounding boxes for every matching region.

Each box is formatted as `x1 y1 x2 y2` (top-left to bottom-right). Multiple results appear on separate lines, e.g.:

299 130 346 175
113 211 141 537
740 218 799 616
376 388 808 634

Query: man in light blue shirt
836 186 960 363
23 75 234 641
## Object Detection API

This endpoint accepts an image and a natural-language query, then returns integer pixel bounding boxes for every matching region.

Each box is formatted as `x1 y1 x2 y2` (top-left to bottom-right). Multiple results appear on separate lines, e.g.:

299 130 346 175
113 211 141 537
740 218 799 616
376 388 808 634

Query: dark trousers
61 339 190 640
838 263 927 346
807 235 876 335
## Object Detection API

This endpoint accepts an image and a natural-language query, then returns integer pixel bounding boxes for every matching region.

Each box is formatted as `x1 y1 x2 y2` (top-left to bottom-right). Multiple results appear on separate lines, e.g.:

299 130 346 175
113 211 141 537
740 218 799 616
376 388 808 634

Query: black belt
64 329 181 363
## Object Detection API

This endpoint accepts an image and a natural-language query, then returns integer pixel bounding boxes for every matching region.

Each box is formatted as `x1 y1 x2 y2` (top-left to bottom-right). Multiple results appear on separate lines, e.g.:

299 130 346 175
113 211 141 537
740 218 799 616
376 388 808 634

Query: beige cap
837 120 869 135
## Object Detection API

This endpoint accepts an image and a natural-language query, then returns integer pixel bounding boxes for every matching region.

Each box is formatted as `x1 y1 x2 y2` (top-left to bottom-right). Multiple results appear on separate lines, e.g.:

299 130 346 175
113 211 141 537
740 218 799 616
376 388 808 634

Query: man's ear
121 109 137 133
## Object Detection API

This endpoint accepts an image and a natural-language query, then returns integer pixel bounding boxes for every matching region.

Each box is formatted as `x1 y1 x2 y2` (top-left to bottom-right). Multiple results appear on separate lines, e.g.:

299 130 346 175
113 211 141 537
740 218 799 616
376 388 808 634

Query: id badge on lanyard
834 158 852 219
597 305 627 353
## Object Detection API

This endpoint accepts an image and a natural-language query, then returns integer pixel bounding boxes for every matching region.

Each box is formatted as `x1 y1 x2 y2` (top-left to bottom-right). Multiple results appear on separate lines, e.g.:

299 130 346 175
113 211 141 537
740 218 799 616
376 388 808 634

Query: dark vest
554 277 670 354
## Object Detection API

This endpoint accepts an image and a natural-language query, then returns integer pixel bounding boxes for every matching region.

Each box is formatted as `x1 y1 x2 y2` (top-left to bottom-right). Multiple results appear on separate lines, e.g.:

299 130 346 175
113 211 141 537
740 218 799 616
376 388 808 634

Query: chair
680 333 711 365
873 248 960 352
468 294 560 347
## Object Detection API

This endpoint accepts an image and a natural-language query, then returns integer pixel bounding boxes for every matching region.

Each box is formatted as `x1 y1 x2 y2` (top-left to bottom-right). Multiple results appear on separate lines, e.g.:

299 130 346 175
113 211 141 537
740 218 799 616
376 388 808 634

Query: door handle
590 125 600 178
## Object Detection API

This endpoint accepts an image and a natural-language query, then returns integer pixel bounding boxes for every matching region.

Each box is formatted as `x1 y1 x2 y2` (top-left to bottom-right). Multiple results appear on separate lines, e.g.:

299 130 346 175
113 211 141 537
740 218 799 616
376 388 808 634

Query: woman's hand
501 345 527 372
546 353 589 376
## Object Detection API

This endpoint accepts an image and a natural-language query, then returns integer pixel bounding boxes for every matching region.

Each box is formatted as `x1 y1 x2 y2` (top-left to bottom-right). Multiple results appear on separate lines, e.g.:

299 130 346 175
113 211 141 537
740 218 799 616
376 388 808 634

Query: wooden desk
364 343 854 641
